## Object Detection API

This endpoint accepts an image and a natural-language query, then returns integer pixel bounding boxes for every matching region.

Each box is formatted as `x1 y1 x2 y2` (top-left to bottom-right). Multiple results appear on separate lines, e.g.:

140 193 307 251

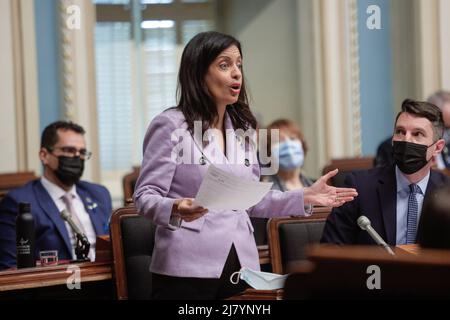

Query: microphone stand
73 232 91 263
380 242 395 256
358 215 396 256
60 209 91 262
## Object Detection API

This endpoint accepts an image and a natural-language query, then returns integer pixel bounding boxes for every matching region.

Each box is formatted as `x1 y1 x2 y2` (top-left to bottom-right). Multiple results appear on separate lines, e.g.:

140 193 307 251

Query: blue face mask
230 267 288 290
272 140 304 170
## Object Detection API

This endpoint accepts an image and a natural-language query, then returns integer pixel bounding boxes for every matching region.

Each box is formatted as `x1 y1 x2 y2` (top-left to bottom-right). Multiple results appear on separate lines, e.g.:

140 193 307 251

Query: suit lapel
190 109 257 178
193 111 239 167
223 110 256 178
417 170 444 232
376 166 397 245
224 116 237 165
203 130 229 166
77 187 103 235
191 120 229 166
34 181 72 255
423 171 443 206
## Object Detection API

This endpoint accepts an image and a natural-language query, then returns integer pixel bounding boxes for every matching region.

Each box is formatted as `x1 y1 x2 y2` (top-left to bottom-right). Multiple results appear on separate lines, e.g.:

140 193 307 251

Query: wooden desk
284 245 450 299
228 289 283 300
397 244 420 255
258 245 270 265
0 260 113 299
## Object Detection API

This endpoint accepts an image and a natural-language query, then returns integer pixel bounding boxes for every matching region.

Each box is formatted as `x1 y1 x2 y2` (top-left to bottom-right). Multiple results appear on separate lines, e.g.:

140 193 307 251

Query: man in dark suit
374 91 450 169
322 99 450 246
0 121 112 270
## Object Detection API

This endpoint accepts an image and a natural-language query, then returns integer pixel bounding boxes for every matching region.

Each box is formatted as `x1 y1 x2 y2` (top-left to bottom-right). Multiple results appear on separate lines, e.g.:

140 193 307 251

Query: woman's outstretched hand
172 198 208 222
303 169 358 207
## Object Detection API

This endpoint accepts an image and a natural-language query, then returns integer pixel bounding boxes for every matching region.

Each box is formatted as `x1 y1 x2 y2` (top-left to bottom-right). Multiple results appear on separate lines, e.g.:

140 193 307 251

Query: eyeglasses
49 146 92 160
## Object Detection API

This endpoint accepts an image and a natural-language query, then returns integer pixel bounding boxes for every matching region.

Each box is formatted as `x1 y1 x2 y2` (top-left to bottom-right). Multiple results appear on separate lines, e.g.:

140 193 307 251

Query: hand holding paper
194 165 273 211
173 198 208 222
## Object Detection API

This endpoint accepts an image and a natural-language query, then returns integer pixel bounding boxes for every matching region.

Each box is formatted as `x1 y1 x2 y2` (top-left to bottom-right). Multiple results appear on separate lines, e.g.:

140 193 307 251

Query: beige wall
440 0 450 91
390 0 419 115
0 0 40 175
2 0 450 180
222 0 358 177
0 0 19 173
59 0 100 183
222 0 330 175
223 0 300 127
390 0 450 113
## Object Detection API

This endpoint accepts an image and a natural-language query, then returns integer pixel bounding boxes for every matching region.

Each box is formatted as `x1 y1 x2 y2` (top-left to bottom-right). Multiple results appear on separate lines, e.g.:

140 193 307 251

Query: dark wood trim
0 171 38 202
95 3 214 22
228 288 283 300
122 166 139 206
0 261 112 292
95 4 131 22
109 205 140 300
322 156 374 175
257 245 270 265
142 3 214 21
267 207 331 274
0 171 37 192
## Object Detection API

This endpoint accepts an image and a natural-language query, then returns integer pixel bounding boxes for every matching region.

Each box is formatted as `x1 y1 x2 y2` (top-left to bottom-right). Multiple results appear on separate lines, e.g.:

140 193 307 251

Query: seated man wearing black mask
0 121 112 270
322 99 450 246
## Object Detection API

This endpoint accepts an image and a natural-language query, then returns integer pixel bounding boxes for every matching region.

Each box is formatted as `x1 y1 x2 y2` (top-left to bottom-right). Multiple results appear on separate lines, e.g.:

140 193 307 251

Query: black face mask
54 156 84 186
393 140 435 175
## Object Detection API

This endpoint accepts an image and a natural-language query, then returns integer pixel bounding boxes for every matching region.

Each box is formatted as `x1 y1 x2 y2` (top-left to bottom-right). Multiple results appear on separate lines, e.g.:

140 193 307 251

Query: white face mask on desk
230 267 288 290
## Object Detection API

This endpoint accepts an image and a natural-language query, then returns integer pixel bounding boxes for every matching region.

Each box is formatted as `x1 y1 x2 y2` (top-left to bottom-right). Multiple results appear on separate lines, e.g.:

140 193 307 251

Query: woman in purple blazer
133 31 357 300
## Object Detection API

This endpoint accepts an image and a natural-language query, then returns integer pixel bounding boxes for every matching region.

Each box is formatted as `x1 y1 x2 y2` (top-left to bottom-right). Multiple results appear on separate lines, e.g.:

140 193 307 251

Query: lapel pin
87 202 98 210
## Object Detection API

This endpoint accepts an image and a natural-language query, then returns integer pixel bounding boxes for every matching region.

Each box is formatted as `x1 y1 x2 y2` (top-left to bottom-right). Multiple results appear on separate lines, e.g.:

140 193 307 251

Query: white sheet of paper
194 165 273 211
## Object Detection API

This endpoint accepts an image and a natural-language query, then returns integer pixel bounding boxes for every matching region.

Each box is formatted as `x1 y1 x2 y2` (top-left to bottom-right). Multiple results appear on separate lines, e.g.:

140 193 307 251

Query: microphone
357 215 395 256
60 209 85 237
60 210 90 261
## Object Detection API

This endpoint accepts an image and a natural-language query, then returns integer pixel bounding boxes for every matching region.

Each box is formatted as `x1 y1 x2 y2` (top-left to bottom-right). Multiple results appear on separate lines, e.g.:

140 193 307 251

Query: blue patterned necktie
406 184 421 244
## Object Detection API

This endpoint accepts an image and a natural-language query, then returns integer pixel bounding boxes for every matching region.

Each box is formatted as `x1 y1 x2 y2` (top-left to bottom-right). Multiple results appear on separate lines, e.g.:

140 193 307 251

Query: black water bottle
16 202 36 268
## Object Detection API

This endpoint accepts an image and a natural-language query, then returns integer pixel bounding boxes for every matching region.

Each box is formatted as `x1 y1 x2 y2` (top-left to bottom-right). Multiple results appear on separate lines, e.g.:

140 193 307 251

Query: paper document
194 165 273 211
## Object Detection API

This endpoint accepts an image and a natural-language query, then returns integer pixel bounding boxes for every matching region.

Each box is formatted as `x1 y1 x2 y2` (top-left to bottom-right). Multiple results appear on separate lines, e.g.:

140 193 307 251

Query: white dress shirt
40 177 97 261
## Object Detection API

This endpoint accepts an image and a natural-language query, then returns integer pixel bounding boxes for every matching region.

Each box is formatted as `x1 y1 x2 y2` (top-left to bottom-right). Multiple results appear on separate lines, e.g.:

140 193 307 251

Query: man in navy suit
374 91 450 169
322 99 450 246
0 121 112 270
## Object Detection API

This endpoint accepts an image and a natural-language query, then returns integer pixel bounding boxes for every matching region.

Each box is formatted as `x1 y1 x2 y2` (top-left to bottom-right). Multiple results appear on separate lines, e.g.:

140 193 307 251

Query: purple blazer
134 108 308 278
